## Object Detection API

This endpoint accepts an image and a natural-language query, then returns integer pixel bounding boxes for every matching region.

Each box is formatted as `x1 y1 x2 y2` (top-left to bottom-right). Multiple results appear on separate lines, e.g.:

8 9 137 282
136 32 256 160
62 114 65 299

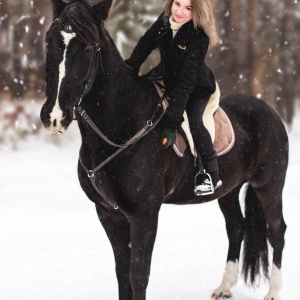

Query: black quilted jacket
126 13 216 114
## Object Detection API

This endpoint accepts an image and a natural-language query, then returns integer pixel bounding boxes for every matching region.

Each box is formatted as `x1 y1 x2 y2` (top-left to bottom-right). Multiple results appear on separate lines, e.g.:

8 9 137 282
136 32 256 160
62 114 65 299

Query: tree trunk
276 0 295 124
245 0 258 94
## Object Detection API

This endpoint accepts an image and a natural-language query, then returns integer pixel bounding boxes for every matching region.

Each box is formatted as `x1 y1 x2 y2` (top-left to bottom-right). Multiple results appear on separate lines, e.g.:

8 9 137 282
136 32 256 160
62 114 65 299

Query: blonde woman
125 0 221 195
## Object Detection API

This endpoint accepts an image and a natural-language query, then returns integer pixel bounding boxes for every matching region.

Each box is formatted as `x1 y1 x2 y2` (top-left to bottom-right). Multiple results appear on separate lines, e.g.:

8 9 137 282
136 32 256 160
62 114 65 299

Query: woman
125 0 222 195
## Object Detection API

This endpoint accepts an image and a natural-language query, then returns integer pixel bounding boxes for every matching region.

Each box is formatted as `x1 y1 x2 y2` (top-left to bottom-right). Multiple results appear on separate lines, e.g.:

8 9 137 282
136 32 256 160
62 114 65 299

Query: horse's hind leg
96 204 133 300
251 184 287 300
212 185 244 299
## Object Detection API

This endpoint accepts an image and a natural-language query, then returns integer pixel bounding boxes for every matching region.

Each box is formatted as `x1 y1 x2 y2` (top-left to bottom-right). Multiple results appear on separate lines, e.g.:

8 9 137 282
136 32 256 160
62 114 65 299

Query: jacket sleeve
125 13 164 74
169 36 212 111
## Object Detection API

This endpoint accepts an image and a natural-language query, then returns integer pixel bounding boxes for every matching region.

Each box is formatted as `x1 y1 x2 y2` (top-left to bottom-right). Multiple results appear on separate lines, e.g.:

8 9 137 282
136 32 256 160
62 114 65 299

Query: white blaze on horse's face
48 31 76 134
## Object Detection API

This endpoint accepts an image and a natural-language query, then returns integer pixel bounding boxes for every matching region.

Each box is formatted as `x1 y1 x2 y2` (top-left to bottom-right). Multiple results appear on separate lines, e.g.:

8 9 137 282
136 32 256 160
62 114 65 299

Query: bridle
73 42 103 108
68 28 164 210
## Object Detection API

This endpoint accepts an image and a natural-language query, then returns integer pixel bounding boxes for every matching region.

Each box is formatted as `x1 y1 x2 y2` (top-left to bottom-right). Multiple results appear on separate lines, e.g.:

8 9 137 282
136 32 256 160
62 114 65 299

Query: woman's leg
185 96 218 174
185 96 222 195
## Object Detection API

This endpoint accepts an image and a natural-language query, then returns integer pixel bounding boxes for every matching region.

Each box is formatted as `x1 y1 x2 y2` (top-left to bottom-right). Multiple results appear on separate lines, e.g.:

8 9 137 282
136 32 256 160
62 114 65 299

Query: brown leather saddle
153 81 235 157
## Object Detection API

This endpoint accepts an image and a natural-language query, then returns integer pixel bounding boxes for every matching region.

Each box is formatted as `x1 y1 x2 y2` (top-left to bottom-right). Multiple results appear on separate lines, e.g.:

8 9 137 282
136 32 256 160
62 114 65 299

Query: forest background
0 0 299 149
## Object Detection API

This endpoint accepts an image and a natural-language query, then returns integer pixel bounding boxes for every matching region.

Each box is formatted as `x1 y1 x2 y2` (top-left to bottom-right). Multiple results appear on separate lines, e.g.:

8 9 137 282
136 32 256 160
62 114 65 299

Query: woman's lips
175 14 183 19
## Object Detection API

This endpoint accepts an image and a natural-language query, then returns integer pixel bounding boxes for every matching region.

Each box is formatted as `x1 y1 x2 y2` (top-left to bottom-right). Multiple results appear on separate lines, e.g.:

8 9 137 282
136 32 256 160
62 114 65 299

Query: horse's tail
242 183 269 284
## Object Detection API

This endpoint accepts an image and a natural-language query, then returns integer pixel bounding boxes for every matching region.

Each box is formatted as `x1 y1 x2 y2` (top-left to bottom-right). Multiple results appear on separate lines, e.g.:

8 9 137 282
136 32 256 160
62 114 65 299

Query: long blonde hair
164 0 219 47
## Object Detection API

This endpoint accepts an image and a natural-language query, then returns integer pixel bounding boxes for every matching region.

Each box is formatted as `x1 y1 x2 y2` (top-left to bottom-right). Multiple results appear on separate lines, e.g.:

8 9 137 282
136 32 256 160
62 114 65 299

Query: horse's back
220 93 288 148
220 94 287 135
219 93 289 184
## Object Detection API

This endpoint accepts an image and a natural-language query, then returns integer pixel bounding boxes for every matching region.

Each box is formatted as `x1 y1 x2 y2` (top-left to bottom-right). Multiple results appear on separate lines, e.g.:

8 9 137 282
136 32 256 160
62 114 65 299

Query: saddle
153 81 235 157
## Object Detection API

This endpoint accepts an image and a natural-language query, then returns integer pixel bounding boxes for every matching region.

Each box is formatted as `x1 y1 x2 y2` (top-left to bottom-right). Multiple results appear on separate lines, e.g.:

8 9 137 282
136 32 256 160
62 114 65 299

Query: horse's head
40 0 113 134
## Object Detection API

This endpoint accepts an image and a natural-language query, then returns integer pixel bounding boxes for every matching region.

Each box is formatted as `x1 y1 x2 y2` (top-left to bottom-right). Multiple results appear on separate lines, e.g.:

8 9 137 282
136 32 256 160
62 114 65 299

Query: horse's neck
99 38 141 111
79 38 153 152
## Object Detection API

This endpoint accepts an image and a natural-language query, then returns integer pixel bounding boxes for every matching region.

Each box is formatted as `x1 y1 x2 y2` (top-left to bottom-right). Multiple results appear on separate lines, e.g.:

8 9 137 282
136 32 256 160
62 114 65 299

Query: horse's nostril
53 119 57 127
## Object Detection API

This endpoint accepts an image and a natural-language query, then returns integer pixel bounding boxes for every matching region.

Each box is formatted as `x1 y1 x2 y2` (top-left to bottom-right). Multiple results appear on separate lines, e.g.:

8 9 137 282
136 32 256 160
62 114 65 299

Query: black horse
40 1 288 299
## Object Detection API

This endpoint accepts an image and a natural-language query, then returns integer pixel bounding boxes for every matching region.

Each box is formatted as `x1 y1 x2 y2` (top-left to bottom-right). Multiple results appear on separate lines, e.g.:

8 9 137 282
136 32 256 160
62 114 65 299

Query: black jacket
126 13 216 117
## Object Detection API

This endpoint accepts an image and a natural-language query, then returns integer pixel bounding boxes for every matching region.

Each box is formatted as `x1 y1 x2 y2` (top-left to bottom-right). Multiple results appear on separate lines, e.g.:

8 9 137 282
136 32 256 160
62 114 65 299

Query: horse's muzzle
40 102 71 135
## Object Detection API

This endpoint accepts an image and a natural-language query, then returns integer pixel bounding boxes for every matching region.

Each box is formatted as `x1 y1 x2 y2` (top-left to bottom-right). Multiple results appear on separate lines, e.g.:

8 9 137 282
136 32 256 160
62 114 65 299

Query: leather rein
73 43 165 209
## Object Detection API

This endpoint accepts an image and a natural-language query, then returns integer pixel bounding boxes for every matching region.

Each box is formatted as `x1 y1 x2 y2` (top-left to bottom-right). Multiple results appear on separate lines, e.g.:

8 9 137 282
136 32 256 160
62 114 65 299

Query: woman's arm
170 35 211 109
163 36 215 128
125 13 165 74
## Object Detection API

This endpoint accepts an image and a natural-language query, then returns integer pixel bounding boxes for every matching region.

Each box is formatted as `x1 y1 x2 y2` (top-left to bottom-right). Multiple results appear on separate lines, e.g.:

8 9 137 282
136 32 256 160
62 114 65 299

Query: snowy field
0 112 299 300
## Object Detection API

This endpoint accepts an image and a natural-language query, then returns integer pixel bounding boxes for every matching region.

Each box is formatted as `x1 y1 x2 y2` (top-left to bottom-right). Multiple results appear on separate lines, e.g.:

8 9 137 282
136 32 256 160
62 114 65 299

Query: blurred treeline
0 0 299 126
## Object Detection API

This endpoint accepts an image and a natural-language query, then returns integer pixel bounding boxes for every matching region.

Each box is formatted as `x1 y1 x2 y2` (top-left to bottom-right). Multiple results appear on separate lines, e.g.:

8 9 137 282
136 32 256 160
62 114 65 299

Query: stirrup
194 171 222 196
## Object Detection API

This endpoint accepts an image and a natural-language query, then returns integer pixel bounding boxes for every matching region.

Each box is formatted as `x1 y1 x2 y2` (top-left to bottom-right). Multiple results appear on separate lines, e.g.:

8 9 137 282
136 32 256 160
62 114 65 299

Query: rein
73 43 165 210
77 103 163 176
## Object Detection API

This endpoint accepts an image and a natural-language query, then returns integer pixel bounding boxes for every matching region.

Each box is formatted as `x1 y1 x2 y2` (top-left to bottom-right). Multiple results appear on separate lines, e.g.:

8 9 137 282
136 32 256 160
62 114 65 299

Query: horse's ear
51 0 68 19
92 0 115 20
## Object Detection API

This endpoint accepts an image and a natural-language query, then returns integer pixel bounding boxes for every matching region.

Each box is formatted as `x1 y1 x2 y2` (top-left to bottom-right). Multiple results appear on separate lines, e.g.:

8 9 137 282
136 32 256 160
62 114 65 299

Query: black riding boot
191 133 222 195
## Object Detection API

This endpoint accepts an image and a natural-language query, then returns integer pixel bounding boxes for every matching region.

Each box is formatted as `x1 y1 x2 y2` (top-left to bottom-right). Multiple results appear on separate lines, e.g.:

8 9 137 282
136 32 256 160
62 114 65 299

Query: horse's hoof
264 295 281 300
211 291 232 299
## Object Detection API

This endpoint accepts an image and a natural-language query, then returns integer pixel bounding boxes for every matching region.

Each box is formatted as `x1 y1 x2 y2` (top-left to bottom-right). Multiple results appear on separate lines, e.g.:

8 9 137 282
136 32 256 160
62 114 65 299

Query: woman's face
171 0 193 23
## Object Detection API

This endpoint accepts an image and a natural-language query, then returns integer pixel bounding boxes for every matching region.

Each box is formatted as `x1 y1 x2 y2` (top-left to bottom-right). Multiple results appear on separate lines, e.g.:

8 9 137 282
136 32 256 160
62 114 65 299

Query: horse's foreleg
212 186 244 299
128 210 160 300
96 205 133 300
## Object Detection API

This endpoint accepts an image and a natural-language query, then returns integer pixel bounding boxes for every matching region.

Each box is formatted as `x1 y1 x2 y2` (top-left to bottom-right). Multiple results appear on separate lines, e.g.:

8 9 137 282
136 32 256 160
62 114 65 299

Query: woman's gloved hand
160 105 184 148
161 126 176 148
161 105 184 129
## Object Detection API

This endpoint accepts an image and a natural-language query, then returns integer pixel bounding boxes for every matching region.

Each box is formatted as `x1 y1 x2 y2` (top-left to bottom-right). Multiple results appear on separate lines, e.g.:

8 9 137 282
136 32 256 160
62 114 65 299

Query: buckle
88 170 94 178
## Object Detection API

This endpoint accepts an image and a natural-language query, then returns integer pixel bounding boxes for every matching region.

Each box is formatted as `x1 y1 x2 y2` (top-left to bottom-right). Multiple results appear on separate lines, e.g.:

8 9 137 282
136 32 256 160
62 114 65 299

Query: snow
0 114 299 300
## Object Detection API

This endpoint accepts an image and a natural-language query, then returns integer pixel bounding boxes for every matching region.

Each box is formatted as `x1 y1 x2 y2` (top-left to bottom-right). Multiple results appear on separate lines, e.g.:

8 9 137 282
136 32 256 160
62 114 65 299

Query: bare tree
245 0 258 94
0 0 10 92
0 0 299 123
276 0 295 123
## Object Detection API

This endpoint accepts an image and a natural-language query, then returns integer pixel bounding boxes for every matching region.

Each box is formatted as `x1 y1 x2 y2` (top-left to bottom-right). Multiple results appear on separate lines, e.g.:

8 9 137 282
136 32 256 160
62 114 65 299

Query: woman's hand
161 126 176 148
161 106 184 129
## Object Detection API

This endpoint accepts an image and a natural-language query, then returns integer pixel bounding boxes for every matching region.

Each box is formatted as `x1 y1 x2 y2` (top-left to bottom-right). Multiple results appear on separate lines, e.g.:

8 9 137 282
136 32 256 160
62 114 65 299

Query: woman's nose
178 7 184 14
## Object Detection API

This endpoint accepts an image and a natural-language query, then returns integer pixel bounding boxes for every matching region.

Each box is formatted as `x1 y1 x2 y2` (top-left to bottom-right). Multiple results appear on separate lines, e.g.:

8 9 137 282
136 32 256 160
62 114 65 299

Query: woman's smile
171 0 193 23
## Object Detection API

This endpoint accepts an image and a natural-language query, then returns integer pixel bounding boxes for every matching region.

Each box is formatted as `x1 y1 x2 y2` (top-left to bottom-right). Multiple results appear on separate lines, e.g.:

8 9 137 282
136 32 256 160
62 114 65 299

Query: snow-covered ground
0 113 299 300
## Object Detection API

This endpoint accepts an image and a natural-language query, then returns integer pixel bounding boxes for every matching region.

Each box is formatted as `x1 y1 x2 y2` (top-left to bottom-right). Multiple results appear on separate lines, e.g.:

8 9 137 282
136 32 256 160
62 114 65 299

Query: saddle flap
213 107 235 156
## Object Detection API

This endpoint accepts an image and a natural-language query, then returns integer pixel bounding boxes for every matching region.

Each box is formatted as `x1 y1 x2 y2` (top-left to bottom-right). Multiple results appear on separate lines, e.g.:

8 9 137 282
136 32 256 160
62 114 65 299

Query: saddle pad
153 81 235 158
173 107 235 157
